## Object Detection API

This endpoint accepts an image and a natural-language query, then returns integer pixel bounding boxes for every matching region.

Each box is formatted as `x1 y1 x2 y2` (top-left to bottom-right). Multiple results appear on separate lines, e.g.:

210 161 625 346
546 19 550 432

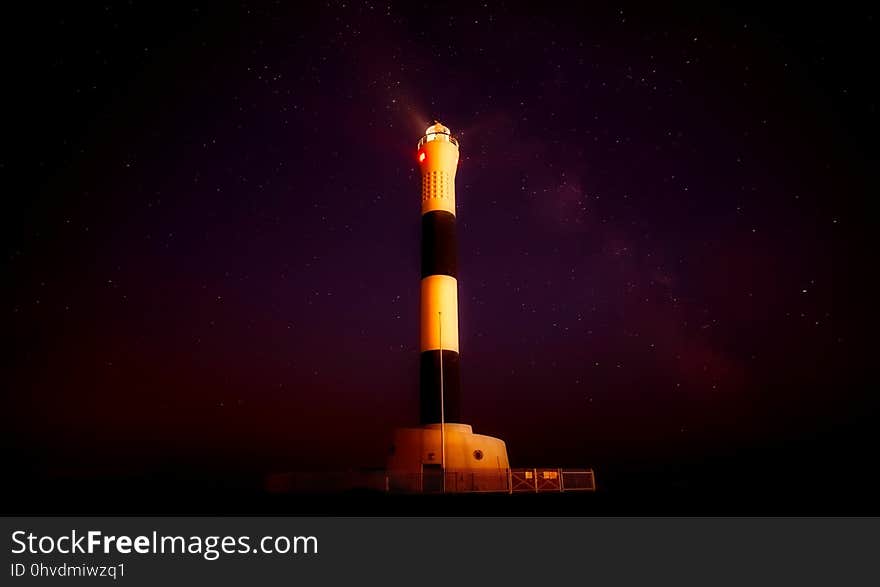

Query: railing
417 132 459 149
509 468 597 493
387 468 596 494
386 470 509 494
266 468 596 494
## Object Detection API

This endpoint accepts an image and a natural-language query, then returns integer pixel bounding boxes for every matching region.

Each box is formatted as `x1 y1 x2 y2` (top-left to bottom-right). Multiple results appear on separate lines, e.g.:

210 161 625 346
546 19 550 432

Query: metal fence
387 468 596 494
386 470 511 494
266 468 596 494
509 468 596 493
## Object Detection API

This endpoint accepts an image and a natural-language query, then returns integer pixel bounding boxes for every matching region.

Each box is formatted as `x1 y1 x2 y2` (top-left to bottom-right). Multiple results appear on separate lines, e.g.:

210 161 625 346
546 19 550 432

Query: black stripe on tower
421 210 457 278
419 350 461 424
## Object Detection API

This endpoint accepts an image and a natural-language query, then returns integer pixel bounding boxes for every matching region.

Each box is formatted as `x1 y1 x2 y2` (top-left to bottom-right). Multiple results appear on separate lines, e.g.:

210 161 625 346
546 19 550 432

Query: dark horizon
3 2 875 512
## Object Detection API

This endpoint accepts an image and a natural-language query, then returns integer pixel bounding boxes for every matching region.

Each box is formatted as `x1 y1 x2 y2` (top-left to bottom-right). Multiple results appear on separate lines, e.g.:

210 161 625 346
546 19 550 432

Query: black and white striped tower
417 122 461 425
386 121 509 493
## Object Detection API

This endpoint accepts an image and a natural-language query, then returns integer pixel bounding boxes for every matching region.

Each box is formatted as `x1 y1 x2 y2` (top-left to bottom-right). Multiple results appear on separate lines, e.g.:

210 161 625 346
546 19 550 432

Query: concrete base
386 423 510 493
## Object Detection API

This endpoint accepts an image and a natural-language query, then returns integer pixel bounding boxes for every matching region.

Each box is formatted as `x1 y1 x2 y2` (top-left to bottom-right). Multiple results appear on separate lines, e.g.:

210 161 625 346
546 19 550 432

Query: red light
418 152 426 162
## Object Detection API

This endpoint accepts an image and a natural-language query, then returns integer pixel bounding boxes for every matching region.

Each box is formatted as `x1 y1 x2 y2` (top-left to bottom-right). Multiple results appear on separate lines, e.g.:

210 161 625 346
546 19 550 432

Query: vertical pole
439 311 446 494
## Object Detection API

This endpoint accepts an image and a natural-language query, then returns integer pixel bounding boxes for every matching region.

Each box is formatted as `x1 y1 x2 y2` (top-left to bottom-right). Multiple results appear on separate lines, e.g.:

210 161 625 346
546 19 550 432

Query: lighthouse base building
387 424 510 493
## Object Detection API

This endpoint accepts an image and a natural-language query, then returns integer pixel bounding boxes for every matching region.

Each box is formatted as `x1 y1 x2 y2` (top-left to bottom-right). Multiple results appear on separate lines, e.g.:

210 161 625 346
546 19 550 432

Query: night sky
3 2 875 506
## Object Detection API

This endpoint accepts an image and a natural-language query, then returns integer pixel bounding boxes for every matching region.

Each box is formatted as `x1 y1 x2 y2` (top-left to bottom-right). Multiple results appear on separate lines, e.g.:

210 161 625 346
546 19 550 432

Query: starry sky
3 2 875 502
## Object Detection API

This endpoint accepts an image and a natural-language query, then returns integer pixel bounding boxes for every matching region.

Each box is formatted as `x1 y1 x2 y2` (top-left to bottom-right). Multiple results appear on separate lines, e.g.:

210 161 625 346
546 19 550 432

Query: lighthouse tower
387 122 510 493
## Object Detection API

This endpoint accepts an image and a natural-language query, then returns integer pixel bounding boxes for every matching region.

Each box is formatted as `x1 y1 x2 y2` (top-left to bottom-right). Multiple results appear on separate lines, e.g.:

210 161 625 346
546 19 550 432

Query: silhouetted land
5 454 877 516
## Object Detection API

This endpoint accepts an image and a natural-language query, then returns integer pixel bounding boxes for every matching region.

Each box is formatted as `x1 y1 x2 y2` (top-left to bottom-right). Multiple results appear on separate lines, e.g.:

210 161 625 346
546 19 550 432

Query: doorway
422 464 443 493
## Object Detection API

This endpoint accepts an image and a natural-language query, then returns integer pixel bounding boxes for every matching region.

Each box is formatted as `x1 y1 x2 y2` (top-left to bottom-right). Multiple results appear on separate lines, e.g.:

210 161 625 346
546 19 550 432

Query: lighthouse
387 122 511 493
